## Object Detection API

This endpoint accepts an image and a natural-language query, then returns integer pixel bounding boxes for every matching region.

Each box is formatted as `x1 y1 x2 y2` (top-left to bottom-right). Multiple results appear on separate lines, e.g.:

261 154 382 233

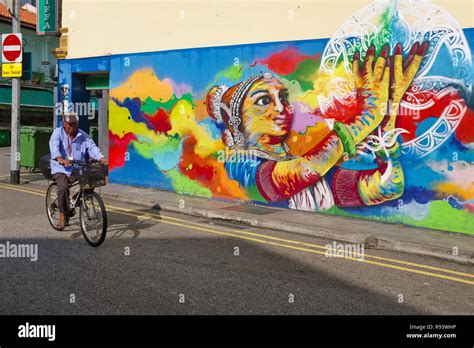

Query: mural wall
107 0 474 234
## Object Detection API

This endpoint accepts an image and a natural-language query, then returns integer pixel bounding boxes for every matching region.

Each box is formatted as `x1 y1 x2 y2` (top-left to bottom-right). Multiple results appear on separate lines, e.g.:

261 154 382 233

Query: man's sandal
56 220 66 231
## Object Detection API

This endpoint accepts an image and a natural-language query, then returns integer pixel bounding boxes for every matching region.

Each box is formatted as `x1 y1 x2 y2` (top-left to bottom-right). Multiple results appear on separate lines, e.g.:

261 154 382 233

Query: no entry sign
2 33 22 63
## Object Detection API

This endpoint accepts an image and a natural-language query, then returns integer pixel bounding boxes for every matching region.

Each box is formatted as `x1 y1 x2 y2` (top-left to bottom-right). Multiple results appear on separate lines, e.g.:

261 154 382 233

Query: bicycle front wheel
79 191 107 247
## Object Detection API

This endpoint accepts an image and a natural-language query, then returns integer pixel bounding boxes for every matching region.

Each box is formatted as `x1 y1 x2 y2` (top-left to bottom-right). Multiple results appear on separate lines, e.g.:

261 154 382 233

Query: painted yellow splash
293 65 353 109
108 96 223 159
168 99 224 158
110 67 174 103
435 182 474 201
109 100 162 142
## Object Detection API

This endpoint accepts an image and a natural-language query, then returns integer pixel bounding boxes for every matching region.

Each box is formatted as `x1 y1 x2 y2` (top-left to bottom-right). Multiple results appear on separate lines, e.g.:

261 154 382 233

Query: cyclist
49 112 107 230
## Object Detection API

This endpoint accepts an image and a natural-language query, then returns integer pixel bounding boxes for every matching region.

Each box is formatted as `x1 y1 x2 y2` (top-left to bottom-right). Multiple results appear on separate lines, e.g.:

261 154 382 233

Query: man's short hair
64 112 79 124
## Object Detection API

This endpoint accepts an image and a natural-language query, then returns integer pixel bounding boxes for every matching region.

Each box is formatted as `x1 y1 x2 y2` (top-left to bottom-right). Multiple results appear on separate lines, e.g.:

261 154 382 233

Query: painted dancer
206 42 428 211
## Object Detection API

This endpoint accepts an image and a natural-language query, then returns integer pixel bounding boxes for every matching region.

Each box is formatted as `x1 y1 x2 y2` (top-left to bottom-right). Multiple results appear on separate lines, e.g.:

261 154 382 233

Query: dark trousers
53 173 78 214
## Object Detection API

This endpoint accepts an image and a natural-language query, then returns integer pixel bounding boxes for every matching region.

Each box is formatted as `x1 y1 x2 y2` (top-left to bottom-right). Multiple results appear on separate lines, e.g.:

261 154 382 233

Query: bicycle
40 156 108 247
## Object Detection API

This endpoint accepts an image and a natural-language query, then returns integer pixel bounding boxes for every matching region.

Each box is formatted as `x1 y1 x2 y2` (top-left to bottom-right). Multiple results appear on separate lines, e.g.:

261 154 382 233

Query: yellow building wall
62 0 473 59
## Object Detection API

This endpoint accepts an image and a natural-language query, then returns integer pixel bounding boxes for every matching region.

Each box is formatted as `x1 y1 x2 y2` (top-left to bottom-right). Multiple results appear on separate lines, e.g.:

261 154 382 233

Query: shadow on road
66 207 162 241
0 232 434 316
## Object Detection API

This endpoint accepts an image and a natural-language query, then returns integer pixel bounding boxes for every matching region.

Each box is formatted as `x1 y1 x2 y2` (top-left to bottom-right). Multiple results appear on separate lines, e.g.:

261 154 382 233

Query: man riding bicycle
49 112 107 230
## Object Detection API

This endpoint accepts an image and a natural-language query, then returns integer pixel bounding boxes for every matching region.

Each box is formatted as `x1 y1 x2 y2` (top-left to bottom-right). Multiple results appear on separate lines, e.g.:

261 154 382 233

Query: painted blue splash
109 145 173 190
447 196 464 210
198 118 223 140
416 117 437 138
402 187 438 205
109 39 327 94
388 3 410 51
340 153 378 170
113 97 153 130
426 134 474 163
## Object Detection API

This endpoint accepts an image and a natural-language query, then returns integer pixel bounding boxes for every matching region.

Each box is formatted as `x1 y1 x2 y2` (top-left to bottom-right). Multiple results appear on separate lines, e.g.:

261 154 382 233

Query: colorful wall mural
105 0 474 234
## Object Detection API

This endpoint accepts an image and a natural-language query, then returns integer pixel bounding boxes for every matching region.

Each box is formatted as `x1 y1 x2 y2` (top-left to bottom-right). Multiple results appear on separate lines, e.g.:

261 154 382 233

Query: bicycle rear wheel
79 191 107 247
46 182 62 230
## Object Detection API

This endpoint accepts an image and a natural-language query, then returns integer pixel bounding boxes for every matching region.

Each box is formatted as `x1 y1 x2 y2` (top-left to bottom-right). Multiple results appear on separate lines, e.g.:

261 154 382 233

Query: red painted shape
179 135 214 181
332 168 367 207
455 107 474 144
321 86 471 145
252 47 318 75
397 89 463 142
464 204 474 213
109 131 137 171
326 95 365 123
144 108 172 135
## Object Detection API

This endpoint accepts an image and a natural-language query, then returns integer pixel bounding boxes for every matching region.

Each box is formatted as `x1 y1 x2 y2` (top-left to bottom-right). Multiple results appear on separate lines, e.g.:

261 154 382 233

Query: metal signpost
2 1 22 184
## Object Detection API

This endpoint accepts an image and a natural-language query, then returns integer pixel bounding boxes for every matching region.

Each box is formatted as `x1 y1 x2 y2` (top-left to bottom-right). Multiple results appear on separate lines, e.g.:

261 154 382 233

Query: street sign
2 63 22 78
2 33 22 63
37 0 58 35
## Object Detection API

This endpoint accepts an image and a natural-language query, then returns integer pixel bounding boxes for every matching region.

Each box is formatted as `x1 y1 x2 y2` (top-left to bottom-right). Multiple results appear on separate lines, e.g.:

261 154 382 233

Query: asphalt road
0 181 473 315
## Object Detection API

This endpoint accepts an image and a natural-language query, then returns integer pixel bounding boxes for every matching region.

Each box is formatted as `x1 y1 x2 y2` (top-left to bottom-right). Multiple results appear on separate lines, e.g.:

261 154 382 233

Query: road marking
0 182 473 285
107 204 474 279
2 182 474 280
3 182 472 278
0 183 45 197
106 207 474 285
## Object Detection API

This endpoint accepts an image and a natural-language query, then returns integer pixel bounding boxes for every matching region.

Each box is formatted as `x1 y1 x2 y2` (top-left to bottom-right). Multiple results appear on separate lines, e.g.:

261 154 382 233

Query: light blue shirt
49 127 104 176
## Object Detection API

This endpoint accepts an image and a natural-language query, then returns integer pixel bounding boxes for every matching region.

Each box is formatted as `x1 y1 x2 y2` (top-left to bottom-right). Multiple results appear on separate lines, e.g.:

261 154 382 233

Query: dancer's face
241 77 293 143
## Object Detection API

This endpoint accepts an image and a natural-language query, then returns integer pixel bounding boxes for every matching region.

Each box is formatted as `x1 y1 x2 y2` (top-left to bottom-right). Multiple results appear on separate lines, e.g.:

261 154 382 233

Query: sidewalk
3 169 474 265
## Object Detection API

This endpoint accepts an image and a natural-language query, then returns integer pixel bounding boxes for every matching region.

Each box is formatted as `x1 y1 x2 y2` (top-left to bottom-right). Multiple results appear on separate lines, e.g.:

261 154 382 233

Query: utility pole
10 0 20 185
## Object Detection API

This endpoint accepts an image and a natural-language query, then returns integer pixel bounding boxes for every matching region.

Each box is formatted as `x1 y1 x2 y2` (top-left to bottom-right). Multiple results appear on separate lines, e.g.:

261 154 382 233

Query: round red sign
3 34 22 62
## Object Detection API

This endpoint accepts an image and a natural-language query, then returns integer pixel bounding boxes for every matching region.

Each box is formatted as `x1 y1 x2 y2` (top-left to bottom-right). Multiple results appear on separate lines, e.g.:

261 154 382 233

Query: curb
99 190 474 265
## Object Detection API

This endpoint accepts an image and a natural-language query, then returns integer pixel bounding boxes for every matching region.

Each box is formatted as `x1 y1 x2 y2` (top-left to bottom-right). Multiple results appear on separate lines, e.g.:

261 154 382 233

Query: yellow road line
107 203 474 279
3 181 471 278
0 183 45 197
1 182 473 284
107 207 474 285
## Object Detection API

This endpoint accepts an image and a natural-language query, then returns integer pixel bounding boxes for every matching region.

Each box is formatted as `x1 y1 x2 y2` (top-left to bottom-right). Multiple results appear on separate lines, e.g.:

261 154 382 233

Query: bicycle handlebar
53 158 101 167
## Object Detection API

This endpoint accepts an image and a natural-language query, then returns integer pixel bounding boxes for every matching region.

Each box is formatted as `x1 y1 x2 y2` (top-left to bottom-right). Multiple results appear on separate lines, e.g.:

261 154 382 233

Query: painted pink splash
165 78 193 98
290 102 327 133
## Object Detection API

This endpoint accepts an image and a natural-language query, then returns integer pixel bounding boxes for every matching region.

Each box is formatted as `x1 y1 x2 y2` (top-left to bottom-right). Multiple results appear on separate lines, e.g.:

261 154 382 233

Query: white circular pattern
320 0 472 158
